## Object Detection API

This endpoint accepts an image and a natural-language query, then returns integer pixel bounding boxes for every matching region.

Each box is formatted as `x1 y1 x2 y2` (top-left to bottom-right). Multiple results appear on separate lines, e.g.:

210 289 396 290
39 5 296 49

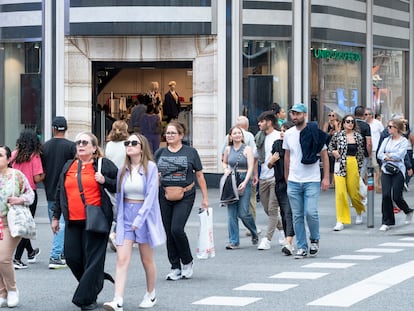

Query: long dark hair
14 129 42 164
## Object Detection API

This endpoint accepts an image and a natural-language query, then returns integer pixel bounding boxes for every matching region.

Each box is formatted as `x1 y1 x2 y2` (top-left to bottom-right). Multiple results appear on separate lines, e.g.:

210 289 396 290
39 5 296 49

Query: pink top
11 151 44 190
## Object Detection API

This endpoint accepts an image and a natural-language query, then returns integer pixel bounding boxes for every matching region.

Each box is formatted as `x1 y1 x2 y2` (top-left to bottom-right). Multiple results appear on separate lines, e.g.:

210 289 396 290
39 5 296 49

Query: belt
183 182 195 192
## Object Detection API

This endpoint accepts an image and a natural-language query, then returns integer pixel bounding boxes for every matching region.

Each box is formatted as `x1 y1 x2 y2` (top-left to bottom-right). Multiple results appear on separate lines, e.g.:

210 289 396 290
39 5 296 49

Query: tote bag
196 207 215 259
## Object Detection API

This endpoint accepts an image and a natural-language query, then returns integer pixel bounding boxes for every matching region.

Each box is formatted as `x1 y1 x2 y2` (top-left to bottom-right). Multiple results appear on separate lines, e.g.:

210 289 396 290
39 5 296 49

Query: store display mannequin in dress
150 81 163 120
163 81 181 123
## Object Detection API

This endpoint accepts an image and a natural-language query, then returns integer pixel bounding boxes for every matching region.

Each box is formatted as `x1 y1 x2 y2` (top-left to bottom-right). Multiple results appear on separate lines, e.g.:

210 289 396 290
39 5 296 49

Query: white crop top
124 170 145 200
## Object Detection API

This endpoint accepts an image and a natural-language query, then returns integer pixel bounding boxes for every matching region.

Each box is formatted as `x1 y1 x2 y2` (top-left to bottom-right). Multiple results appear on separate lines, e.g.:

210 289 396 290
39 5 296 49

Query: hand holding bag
384 162 400 175
196 207 215 259
77 160 110 234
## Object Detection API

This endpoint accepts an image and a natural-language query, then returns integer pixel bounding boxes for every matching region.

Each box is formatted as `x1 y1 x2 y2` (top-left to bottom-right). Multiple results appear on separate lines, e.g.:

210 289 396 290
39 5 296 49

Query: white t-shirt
105 141 126 169
369 119 384 152
260 129 281 180
282 127 322 183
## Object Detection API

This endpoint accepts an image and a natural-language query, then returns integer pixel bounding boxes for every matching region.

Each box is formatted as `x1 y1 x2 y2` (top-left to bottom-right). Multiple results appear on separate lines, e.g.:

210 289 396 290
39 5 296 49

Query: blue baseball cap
290 103 307 113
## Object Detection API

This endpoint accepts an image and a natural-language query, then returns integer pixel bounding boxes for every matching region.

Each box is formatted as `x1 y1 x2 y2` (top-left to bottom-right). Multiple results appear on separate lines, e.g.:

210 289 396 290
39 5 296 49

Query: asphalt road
13 185 414 311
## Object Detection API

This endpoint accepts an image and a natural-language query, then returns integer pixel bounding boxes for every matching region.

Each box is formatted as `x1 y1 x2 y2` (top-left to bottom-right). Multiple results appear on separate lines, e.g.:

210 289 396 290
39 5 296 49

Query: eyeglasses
387 125 396 129
328 114 335 117
165 132 179 136
124 140 141 147
344 119 354 124
75 140 90 146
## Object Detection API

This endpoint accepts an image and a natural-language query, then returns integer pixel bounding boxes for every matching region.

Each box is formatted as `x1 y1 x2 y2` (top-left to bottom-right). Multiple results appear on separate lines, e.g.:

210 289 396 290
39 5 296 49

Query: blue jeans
48 201 65 259
227 175 257 245
287 181 320 250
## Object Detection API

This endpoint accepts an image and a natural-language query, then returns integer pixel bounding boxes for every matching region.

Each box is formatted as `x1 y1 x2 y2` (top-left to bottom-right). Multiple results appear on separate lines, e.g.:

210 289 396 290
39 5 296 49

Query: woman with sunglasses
52 132 118 310
104 134 165 310
154 121 208 281
323 111 341 188
377 119 414 231
328 115 365 231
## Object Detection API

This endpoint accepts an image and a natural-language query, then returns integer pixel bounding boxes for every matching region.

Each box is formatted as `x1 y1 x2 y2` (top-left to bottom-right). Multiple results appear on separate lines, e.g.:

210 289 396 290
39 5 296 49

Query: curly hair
14 129 42 164
107 120 129 142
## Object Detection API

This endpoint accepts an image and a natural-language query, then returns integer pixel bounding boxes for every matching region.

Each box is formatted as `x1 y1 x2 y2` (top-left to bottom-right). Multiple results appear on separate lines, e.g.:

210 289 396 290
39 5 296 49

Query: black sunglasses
387 125 396 129
75 140 90 146
344 119 354 124
124 140 141 147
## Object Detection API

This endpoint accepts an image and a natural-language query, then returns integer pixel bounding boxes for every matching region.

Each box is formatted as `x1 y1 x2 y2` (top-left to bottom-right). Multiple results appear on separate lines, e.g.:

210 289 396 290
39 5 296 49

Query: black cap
52 116 67 131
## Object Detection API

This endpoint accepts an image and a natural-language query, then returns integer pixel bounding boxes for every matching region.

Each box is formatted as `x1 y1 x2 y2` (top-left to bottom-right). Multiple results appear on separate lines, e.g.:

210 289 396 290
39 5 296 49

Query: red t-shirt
65 161 102 220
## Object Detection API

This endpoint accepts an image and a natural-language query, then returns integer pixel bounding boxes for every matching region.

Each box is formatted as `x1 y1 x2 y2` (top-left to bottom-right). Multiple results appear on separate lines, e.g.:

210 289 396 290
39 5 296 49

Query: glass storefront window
242 40 290 133
372 49 405 124
311 44 362 128
0 42 42 146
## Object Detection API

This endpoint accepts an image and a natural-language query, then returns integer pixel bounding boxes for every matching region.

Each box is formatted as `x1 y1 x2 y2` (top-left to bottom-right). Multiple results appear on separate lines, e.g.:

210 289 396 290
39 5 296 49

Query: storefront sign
313 49 361 62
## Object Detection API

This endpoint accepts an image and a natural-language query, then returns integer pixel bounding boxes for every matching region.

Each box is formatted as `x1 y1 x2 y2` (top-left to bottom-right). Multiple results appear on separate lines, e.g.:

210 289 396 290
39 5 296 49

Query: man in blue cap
282 103 330 258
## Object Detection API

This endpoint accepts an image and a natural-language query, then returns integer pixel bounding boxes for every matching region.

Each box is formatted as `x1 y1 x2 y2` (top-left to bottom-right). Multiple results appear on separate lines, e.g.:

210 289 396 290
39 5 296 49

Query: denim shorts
123 202 150 244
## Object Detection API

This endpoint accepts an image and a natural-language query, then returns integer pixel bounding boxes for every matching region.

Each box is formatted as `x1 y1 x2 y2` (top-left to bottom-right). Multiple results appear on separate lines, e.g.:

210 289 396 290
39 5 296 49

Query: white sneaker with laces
405 211 413 224
333 222 344 231
139 293 157 308
257 237 271 250
355 214 363 225
103 299 123 311
7 290 19 308
181 261 194 279
278 230 286 245
0 297 7 307
166 269 182 281
379 224 390 231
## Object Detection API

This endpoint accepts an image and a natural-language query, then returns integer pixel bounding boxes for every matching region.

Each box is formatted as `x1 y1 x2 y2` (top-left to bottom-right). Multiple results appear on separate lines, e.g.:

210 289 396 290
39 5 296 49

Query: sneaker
281 243 294 256
103 300 123 311
48 257 67 269
13 259 27 270
309 240 319 257
405 211 413 224
165 269 182 281
361 197 368 206
7 290 19 308
333 222 344 231
257 228 262 235
278 230 286 245
139 293 157 309
27 248 40 263
245 230 252 237
225 243 239 250
355 214 363 225
0 297 7 307
251 235 259 245
294 248 308 259
181 261 194 279
257 237 271 250
108 232 117 252
379 224 390 231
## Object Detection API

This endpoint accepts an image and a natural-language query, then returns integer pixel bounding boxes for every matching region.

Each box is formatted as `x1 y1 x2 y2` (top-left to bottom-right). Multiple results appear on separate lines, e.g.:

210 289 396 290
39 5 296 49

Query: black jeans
381 171 412 225
159 190 195 270
64 221 109 307
15 190 37 260
275 181 295 237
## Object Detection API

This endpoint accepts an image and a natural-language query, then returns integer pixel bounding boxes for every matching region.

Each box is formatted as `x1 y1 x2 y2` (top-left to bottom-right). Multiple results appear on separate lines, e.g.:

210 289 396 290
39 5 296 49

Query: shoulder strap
98 157 102 174
76 160 86 207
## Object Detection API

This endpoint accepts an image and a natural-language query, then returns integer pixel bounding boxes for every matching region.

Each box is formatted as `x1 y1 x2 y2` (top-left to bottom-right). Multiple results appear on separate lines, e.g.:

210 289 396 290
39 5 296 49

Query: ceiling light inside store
0 45 4 50
270 42 276 48
243 41 248 48
186 70 193 76
259 41 265 48
34 43 40 49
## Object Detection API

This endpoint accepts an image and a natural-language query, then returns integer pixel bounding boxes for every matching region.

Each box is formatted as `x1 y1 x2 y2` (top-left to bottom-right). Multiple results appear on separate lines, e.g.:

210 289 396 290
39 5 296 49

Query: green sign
313 49 361 61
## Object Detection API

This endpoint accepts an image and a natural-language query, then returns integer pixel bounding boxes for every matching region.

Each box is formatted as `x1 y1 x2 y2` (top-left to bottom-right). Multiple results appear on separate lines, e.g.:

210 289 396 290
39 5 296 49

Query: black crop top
347 143 357 156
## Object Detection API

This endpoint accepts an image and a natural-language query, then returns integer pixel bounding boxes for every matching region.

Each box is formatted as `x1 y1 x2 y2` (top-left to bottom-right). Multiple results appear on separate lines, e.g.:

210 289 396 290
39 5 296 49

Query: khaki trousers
259 177 283 241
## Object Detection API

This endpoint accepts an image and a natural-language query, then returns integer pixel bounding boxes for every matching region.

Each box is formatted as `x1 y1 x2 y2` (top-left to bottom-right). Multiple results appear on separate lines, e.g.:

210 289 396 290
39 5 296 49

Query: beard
294 118 305 127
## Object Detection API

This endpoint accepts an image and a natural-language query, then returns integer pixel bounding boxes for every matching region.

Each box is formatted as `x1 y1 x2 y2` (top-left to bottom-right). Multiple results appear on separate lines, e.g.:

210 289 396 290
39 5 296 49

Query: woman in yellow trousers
328 115 365 231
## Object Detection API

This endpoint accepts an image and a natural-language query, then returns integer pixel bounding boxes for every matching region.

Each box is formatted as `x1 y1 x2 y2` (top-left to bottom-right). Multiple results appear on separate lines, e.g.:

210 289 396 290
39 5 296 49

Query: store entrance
92 61 193 147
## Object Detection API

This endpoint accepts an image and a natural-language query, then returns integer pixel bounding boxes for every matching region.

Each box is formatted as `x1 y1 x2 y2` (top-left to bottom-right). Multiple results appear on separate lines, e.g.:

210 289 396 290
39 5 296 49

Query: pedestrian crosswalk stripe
355 248 403 253
307 260 414 307
269 272 328 279
192 296 262 306
399 237 414 241
302 262 356 269
331 255 381 260
233 283 297 292
379 242 414 247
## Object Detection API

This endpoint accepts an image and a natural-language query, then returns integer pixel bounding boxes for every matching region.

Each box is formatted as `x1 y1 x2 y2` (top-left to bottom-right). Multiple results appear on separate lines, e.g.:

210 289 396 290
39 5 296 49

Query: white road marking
269 272 328 279
192 296 262 306
308 260 414 307
233 283 297 292
399 237 414 241
379 242 414 247
302 262 356 269
331 255 381 260
356 248 403 253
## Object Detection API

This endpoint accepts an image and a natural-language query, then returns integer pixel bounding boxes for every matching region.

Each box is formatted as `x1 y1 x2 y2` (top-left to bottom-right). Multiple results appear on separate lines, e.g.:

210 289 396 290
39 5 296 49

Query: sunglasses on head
124 140 141 147
75 140 90 146
345 119 354 124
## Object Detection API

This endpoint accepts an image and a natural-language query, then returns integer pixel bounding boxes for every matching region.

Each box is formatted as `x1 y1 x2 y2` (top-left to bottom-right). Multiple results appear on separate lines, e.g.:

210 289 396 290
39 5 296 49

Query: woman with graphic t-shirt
154 121 208 281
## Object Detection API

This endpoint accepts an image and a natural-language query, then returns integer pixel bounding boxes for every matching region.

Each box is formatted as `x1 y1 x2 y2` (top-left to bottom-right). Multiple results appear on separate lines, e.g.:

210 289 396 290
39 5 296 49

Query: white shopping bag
196 207 215 259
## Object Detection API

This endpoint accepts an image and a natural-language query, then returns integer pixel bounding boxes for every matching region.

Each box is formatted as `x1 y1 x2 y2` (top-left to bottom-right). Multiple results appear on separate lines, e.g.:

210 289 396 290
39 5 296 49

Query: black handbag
384 162 400 175
77 160 110 234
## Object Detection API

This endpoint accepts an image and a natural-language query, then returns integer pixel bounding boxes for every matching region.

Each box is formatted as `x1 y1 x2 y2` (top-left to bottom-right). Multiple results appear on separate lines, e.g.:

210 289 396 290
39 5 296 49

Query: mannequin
150 81 163 120
163 81 181 123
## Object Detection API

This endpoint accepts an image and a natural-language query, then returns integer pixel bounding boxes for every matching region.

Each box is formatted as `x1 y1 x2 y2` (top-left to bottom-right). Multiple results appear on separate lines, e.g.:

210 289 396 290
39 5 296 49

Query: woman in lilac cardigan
104 133 165 310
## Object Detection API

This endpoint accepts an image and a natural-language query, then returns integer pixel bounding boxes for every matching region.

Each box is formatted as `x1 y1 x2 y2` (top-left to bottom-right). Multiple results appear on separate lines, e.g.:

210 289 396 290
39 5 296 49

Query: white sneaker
379 224 390 231
355 214 363 225
333 222 344 231
181 261 194 279
0 297 7 307
278 230 286 245
165 269 182 281
7 290 19 308
281 243 294 256
139 293 157 308
257 237 271 250
103 300 123 311
405 211 413 224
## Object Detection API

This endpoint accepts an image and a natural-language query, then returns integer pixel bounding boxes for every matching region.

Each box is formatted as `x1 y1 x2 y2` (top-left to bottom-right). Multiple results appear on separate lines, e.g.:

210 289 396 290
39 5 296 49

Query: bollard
367 166 374 228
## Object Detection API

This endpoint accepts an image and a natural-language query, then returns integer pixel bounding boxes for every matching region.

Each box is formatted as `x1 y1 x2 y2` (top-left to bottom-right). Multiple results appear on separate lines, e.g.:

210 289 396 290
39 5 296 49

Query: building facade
1 0 413 175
